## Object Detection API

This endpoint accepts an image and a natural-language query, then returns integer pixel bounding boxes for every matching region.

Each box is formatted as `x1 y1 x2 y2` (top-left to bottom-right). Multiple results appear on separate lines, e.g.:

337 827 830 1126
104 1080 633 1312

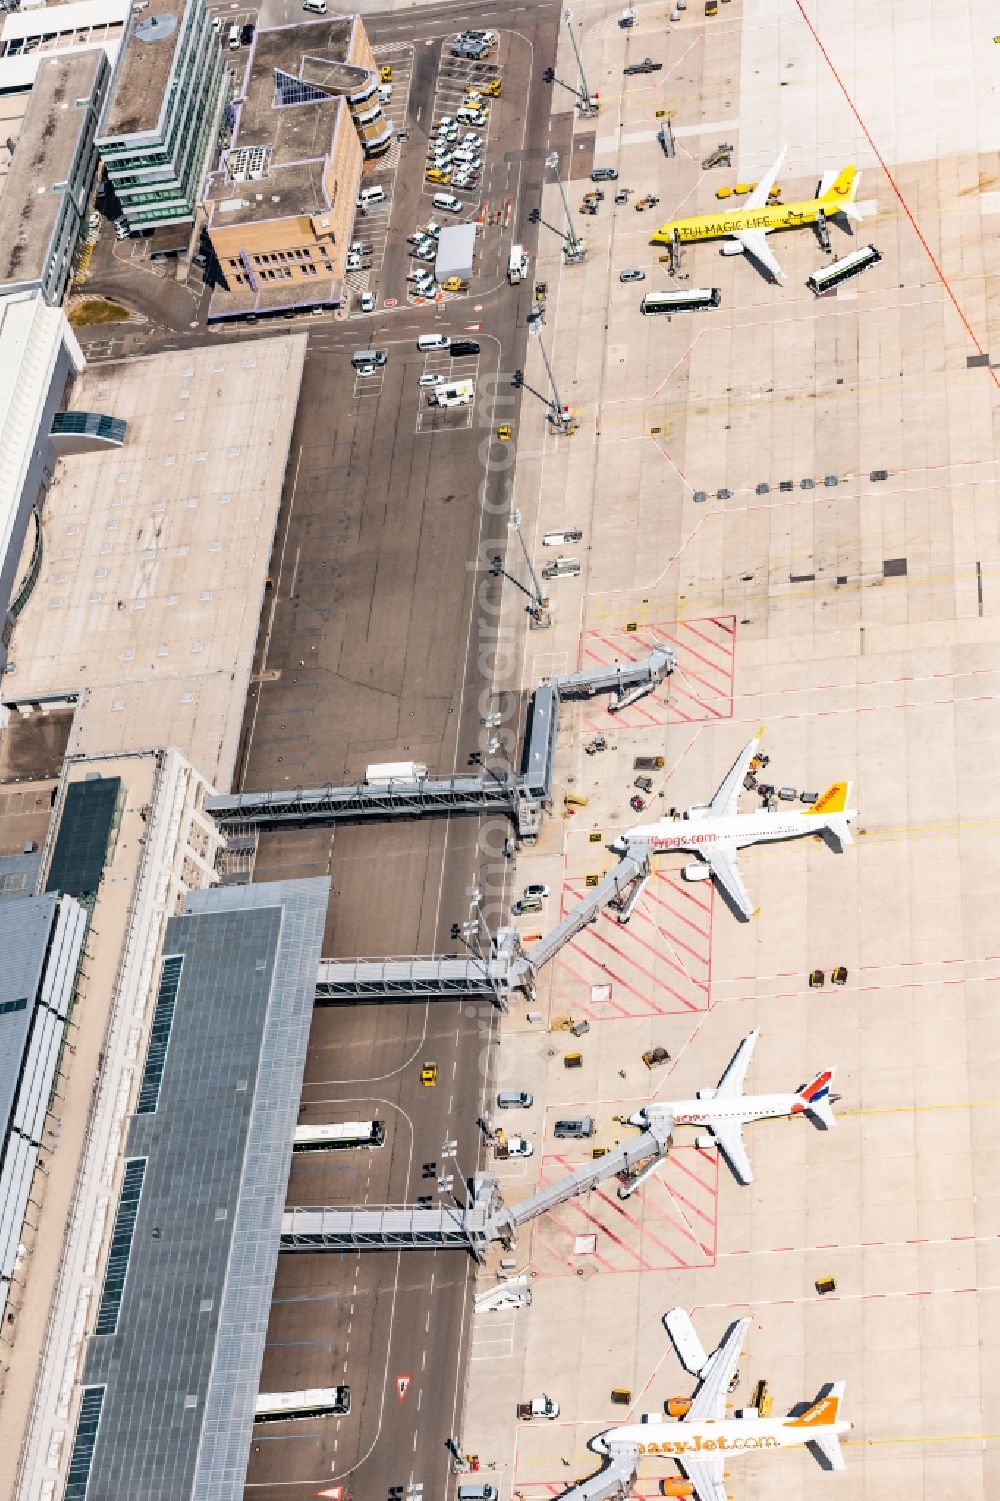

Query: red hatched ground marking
514 1482 665 1499
529 1145 719 1279
577 616 736 731
551 873 712 1021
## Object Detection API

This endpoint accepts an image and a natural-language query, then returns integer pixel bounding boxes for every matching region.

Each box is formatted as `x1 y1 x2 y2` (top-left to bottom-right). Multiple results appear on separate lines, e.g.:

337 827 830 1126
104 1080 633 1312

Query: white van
417 334 450 351
357 185 385 208
432 192 462 214
227 22 240 47
302 0 327 11
432 380 474 408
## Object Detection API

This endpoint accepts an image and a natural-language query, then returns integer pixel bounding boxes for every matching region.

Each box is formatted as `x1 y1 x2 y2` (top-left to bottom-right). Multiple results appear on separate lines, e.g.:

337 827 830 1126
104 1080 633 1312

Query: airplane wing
704 845 754 920
675 1455 726 1501
707 732 764 818
744 146 787 209
684 1318 750 1422
708 1119 754 1184
733 228 785 281
713 1030 759 1098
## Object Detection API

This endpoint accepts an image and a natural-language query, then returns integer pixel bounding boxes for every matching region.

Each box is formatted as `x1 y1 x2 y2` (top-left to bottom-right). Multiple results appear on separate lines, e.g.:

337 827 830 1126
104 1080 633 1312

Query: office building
204 13 390 321
96 0 228 234
0 50 110 304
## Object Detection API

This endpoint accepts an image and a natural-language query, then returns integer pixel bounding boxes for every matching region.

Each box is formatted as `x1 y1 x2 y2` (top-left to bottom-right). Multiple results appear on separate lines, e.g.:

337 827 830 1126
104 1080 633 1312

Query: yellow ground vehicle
564 792 589 808
380 64 392 82
420 1061 438 1087
705 0 718 13
715 186 733 199
486 78 502 97
497 424 512 441
442 276 467 292
426 167 451 184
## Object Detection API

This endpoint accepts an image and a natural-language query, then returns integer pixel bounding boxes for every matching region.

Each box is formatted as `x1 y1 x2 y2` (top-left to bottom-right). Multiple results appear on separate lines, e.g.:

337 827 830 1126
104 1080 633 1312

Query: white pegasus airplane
589 1310 851 1501
628 1030 835 1185
615 729 857 920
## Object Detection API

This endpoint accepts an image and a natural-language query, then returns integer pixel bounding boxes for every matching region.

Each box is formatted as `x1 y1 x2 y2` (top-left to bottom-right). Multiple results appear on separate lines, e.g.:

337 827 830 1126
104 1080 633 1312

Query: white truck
517 1395 560 1420
431 379 475 408
508 243 528 284
364 761 428 782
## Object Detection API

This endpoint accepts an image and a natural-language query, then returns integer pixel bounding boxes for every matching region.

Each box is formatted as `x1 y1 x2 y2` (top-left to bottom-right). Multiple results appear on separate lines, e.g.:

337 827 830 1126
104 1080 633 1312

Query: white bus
255 1388 350 1423
807 244 882 295
640 288 721 314
293 1121 386 1152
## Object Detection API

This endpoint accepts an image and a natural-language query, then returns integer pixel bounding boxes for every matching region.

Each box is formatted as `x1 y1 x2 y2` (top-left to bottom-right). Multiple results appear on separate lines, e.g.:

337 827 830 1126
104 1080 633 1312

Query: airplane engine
661 1482 694 1498
682 863 712 882
694 1134 717 1151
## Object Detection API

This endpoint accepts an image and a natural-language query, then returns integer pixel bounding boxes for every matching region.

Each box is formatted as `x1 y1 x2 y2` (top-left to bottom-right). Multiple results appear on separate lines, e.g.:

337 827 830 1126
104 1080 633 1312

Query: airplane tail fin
805 780 851 815
821 166 863 221
789 1382 847 1470
805 782 854 849
795 1068 836 1128
787 1380 846 1430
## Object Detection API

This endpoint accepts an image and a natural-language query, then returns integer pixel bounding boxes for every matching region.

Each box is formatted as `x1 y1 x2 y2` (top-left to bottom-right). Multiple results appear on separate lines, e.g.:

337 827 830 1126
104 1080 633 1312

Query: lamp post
545 150 585 263
563 8 597 116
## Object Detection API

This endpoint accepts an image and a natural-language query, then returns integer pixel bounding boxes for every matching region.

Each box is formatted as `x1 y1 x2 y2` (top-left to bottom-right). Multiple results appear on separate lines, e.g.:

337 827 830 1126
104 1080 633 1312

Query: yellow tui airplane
650 146 863 281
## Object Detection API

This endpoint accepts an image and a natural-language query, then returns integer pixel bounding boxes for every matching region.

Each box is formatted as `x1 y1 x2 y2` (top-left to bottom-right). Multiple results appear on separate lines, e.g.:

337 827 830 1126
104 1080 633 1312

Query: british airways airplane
615 729 857 920
627 1030 836 1185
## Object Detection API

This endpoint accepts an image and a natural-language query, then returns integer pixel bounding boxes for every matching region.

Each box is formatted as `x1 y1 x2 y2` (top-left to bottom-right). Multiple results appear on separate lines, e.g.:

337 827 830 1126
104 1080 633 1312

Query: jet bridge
527 848 650 970
546 642 675 711
552 1447 640 1501
279 1125 672 1259
205 771 543 838
311 854 650 1008
314 928 531 1010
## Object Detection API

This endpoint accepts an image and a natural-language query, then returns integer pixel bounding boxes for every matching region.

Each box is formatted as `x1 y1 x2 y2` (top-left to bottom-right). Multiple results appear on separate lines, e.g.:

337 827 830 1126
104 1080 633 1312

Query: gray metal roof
77 876 329 1501
0 895 60 1141
0 851 42 902
1 895 87 1296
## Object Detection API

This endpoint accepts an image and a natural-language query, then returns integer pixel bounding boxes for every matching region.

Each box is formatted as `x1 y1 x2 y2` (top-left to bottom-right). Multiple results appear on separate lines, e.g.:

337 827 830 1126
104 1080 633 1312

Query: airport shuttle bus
255 1388 350 1423
640 288 721 314
806 244 881 295
292 1120 386 1152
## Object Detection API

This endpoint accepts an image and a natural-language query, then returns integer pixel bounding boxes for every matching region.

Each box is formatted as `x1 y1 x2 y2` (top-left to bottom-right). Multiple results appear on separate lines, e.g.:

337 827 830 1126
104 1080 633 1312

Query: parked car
619 268 645 282
522 883 550 900
359 291 376 312
418 372 444 387
240 21 254 44
591 167 619 182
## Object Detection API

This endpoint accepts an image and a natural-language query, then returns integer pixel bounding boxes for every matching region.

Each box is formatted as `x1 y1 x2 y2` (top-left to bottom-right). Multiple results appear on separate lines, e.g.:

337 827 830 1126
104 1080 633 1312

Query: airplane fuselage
644 1092 802 1128
623 808 848 854
651 196 840 247
595 1414 851 1458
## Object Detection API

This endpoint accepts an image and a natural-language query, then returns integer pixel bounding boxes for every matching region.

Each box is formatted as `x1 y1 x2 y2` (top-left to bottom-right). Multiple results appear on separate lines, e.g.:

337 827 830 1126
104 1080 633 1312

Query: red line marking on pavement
591 1187 690 1267
578 925 702 1013
669 676 724 720
555 946 636 1016
660 629 733 689
559 937 654 1011
630 894 708 966
646 883 713 945
791 0 998 390
591 631 643 663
